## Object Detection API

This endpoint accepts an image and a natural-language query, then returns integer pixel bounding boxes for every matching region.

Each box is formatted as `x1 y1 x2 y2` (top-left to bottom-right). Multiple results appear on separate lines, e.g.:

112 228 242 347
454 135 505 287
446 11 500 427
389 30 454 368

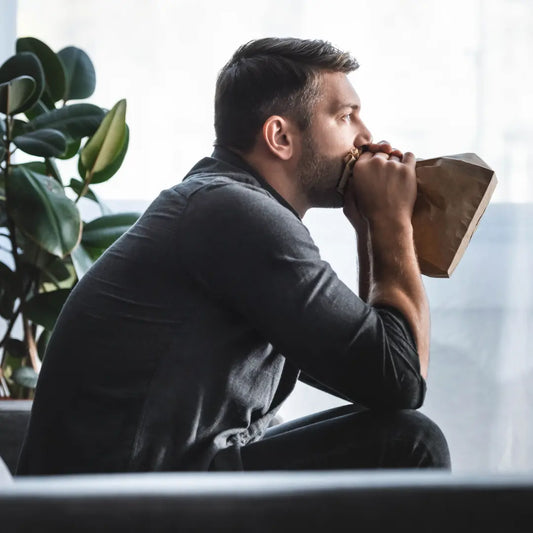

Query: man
17 38 450 474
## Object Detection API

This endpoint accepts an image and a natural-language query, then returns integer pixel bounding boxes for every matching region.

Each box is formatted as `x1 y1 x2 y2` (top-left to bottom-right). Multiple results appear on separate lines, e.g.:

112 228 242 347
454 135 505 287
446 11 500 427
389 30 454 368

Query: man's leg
240 404 451 470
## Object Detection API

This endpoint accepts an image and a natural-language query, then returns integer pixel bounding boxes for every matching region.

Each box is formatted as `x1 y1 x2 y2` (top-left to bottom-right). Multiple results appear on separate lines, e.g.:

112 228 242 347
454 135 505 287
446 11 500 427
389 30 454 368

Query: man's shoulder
173 158 283 215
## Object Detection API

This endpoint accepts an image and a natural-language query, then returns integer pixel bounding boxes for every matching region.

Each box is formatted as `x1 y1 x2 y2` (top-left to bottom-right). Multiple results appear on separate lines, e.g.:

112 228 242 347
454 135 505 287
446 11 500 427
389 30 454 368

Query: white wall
16 0 533 203
0 0 17 63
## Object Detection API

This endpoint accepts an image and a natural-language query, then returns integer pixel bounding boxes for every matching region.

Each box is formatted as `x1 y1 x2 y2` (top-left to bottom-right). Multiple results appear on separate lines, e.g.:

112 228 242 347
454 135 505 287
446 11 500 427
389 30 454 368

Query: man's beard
297 136 345 209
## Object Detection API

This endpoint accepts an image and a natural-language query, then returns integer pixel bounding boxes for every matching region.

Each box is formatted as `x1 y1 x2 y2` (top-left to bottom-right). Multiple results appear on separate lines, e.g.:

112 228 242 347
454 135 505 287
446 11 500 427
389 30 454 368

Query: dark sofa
1 401 533 532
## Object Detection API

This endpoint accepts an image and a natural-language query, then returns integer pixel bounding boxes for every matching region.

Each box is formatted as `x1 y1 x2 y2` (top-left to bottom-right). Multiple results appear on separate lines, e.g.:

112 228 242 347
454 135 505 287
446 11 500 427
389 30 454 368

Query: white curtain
16 0 533 473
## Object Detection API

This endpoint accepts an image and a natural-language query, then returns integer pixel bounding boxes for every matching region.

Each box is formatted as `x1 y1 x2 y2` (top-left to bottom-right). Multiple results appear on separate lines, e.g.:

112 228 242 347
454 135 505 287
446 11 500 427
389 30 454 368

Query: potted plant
0 37 139 399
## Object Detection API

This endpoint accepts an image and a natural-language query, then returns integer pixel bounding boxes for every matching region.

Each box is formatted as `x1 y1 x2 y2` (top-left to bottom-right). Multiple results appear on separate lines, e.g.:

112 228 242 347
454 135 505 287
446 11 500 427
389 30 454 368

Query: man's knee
375 409 451 469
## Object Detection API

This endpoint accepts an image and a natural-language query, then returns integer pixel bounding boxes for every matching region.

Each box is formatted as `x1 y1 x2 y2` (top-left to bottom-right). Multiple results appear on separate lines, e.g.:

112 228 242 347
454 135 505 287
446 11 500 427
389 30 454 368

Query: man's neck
239 149 308 218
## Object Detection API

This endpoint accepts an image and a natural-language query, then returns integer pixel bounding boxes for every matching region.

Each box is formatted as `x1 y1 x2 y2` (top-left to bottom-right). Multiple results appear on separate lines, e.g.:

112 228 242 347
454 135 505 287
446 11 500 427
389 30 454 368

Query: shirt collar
211 145 300 219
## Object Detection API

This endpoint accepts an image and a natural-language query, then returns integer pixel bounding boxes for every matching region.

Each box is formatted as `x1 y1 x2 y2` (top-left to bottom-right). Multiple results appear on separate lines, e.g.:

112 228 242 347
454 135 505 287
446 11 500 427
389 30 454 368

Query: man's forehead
318 72 361 109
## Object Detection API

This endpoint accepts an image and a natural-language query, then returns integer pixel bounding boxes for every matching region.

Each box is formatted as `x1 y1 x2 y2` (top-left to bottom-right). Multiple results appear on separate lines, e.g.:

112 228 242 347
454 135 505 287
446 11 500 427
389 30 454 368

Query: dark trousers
238 404 451 471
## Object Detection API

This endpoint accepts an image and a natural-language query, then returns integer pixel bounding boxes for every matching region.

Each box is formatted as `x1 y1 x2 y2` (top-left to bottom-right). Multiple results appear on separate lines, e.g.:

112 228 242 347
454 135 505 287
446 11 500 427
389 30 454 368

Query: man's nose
355 122 372 147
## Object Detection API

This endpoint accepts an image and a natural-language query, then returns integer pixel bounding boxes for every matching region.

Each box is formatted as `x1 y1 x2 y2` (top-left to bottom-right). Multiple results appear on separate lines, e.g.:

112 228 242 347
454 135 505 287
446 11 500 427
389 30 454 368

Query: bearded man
18 38 450 474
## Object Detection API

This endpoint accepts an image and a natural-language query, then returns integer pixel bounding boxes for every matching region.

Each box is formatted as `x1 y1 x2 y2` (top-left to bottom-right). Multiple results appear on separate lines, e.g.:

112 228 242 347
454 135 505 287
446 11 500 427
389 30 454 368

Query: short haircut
214 37 359 152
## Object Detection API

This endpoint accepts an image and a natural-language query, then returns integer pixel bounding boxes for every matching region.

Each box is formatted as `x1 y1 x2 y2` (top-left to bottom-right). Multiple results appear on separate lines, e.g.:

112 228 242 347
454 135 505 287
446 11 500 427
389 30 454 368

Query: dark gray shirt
17 147 426 475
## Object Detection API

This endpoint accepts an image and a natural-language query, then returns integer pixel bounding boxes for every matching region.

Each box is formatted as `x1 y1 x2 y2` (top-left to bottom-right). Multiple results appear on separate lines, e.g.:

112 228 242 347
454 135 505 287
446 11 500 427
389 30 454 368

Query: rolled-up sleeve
177 181 426 410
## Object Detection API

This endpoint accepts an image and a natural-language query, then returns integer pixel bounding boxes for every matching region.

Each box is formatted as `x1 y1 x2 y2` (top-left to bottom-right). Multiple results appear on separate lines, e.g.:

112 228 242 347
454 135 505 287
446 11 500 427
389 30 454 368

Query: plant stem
75 170 94 203
23 316 41 373
0 367 10 397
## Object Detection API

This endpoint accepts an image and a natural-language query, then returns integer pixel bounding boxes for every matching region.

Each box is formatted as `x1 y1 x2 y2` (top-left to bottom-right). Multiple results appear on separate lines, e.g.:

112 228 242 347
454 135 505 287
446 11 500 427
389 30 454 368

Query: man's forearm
367 218 430 378
356 228 371 302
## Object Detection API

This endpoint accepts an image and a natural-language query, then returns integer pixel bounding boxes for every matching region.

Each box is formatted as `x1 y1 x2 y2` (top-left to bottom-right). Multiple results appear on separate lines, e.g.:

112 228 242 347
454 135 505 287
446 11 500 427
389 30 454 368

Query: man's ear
262 115 295 161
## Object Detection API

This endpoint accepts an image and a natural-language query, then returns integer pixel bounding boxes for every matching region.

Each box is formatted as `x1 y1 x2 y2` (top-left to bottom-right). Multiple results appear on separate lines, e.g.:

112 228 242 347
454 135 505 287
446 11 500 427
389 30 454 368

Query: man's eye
342 114 352 124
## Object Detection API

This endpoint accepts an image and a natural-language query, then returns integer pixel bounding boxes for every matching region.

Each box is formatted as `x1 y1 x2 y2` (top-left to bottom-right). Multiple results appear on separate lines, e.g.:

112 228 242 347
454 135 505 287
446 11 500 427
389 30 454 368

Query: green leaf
28 103 105 140
58 46 96 101
82 212 139 248
17 37 66 103
0 52 45 112
89 125 129 185
70 243 94 278
12 118 29 138
56 136 80 160
5 338 28 359
0 145 5 161
37 328 52 360
12 366 39 389
25 98 53 120
6 166 82 257
80 244 105 262
80 99 127 181
24 288 70 330
13 128 67 157
69 178 111 214
0 262 16 319
0 76 37 115
44 158 62 184
18 160 61 185
18 236 57 272
42 256 72 283
0 199 7 227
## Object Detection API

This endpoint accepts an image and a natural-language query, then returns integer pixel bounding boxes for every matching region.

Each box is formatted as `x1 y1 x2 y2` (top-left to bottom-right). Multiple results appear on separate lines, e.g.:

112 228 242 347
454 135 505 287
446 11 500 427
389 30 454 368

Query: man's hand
343 140 430 379
345 141 416 228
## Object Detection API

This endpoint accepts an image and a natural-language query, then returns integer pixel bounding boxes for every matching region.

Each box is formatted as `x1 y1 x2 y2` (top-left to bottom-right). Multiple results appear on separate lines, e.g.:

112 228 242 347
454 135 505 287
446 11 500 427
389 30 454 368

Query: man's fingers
363 141 403 159
402 152 416 166
365 141 393 154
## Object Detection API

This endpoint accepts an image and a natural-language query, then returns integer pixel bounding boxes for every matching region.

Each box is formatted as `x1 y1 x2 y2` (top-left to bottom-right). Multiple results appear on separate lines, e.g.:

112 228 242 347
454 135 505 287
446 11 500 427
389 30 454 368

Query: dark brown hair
214 37 358 152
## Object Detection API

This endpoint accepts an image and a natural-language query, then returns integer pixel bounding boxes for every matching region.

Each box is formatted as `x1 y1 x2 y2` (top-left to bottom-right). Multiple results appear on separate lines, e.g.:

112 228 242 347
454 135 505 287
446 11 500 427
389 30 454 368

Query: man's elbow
377 370 427 410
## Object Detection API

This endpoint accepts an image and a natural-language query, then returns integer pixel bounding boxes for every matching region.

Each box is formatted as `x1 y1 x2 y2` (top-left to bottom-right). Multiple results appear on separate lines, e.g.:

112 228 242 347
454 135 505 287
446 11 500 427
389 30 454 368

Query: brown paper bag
412 153 498 278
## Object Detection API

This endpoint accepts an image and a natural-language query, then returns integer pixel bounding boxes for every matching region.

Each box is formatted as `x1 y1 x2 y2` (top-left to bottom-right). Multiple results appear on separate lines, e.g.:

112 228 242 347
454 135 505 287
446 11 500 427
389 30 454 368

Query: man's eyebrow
334 101 360 111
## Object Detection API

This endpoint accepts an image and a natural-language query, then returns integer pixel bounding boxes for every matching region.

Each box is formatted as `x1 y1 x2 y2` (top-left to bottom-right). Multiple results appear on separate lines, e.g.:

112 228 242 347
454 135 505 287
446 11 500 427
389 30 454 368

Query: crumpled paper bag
413 153 498 278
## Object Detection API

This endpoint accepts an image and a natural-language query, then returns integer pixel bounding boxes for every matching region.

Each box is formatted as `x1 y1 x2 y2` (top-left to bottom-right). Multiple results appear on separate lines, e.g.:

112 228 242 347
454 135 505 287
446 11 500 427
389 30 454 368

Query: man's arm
344 147 430 379
179 180 426 408
356 227 370 302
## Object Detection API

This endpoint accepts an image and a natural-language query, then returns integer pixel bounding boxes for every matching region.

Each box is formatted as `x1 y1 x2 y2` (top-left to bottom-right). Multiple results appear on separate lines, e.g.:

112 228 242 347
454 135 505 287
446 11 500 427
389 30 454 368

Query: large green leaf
80 99 127 181
12 366 39 389
24 288 70 330
0 76 37 115
88 126 129 185
0 52 45 113
70 243 94 279
58 46 96 101
17 37 66 104
82 212 139 248
6 166 82 257
37 328 52 360
13 128 67 157
28 103 105 140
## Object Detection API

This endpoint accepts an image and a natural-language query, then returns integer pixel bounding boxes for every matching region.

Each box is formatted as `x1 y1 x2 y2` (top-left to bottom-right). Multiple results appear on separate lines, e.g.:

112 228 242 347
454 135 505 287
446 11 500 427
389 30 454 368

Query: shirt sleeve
177 181 426 409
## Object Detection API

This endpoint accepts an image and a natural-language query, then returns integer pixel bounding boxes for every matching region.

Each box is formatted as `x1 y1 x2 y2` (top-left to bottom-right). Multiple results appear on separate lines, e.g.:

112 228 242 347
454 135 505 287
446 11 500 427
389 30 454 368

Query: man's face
296 72 372 208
